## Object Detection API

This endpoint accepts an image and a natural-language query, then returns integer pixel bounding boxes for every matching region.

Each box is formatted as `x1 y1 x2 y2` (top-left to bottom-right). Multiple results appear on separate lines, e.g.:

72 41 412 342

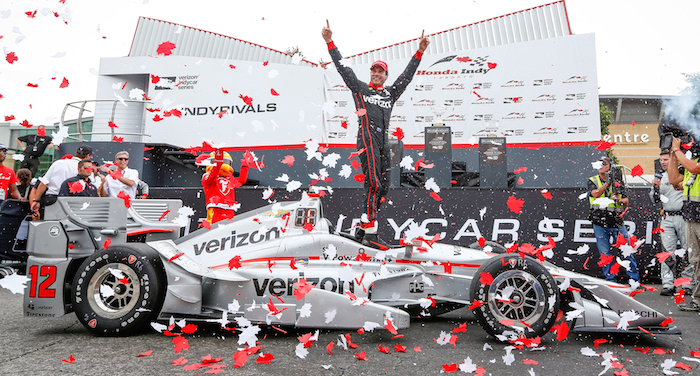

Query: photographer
588 156 640 283
651 151 693 296
668 138 700 311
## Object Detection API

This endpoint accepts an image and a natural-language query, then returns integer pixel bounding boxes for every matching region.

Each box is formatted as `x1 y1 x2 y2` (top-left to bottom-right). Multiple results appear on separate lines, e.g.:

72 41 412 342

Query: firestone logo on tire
88 319 97 328
128 255 137 264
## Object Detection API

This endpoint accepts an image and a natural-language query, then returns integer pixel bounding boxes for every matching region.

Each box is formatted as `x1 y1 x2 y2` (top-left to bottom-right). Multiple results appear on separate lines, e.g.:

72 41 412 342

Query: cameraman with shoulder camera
588 156 640 283
651 151 693 296
668 138 700 311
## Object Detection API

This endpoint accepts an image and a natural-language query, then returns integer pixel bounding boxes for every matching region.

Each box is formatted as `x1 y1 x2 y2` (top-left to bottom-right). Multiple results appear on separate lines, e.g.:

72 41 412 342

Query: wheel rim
486 270 547 326
87 263 140 319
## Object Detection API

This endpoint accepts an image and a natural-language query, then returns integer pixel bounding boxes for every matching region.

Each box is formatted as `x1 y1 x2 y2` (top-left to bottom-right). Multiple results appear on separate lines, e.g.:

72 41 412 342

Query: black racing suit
327 41 423 226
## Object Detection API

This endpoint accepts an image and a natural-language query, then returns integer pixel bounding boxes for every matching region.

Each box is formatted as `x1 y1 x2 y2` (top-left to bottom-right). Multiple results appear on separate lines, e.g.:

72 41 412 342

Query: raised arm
323 20 362 92
390 30 430 99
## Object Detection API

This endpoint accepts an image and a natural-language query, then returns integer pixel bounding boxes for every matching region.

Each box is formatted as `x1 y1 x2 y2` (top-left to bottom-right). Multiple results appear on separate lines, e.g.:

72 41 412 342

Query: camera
658 116 699 155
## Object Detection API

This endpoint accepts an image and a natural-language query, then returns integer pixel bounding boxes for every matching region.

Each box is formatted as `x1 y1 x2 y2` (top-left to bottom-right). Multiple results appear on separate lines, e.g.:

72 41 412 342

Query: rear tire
470 254 559 339
72 244 166 336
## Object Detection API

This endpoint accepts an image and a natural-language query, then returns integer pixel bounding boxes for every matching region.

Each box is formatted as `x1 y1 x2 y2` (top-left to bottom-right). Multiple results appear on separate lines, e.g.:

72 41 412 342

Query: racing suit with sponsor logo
202 162 249 224
327 41 423 225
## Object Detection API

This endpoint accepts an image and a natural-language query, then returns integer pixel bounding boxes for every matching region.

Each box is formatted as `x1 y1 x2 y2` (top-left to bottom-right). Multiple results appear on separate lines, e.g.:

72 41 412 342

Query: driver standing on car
323 20 429 250
588 156 640 283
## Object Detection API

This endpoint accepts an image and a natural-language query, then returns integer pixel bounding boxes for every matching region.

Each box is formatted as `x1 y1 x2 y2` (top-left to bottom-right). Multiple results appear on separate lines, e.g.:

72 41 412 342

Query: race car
23 196 680 339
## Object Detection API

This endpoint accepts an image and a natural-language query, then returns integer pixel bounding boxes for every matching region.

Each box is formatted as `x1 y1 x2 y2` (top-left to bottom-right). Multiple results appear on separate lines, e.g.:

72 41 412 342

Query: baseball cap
599 156 612 165
0 142 7 151
371 60 388 72
76 145 93 155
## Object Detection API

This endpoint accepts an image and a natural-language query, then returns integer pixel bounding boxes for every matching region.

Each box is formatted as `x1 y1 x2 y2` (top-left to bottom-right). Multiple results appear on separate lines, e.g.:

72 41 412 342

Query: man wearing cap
650 151 693 296
322 20 429 249
588 156 640 283
0 143 20 202
30 145 93 217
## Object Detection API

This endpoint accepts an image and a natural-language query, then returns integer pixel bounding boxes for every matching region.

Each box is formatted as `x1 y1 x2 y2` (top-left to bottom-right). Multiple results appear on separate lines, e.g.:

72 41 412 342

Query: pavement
0 278 699 376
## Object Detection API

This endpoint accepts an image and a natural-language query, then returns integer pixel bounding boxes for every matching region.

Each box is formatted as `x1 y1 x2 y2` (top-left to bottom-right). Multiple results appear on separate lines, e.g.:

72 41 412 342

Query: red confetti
103 238 112 249
354 174 365 183
5 52 18 64
378 345 390 354
514 166 528 174
232 350 248 368
675 289 686 304
239 94 253 106
597 141 616 150
153 114 164 122
487 62 497 69
172 356 188 366
631 165 643 177
540 190 552 200
468 300 485 310
430 192 442 201
451 323 467 333
137 350 152 357
354 351 368 361
157 41 177 56
68 180 84 194
256 353 274 364
392 127 405 140
674 277 692 287
280 155 295 166
229 255 242 270
108 121 118 128
506 195 524 214
263 61 268 66
478 237 486 248
479 272 494 285
394 344 407 352
61 355 76 363
25 10 37 18
517 177 524 185
326 341 334 355
414 347 422 352
553 321 569 341
341 120 348 129
113 135 124 142
27 83 38 88
222 88 229 94
354 109 367 116
270 88 279 96
676 363 693 371
168 253 184 262
20 119 32 128
117 191 131 208
594 338 609 348
158 210 170 221
523 359 539 365
150 74 160 84
659 317 675 327
4 115 15 121
59 77 69 88
442 363 458 373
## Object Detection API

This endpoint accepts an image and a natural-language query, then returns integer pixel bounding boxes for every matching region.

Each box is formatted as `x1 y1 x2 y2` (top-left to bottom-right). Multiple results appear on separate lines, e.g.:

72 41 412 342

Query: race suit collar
369 82 384 91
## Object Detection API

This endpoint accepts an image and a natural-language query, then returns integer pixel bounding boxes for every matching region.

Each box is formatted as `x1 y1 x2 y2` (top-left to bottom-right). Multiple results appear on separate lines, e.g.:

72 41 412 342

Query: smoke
662 73 700 138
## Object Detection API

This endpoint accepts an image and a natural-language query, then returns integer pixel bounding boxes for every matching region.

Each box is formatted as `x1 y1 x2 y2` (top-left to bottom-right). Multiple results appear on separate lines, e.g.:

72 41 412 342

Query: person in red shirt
201 150 249 224
0 143 20 202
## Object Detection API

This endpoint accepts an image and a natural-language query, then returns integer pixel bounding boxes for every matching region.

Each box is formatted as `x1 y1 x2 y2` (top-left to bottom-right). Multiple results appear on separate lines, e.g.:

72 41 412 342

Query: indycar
23 196 680 339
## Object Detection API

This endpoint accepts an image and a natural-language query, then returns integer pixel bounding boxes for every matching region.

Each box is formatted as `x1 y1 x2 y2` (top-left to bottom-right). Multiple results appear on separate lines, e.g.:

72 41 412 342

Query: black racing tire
470 254 560 339
72 244 166 336
467 240 507 254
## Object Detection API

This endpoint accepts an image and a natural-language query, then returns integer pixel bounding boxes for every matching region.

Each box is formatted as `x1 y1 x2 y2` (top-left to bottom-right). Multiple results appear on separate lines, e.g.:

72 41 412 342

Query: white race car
24 196 679 339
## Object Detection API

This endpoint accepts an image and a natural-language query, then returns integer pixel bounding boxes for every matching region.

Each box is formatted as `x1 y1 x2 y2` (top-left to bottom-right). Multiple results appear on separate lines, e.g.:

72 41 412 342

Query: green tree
285 46 305 58
599 102 617 163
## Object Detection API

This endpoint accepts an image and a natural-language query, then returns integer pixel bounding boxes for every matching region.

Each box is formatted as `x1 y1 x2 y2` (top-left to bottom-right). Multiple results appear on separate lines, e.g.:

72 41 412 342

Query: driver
201 150 249 224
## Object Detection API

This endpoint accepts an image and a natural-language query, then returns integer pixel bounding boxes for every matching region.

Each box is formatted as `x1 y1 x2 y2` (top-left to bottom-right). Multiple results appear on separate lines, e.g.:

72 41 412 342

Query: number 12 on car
28 265 57 298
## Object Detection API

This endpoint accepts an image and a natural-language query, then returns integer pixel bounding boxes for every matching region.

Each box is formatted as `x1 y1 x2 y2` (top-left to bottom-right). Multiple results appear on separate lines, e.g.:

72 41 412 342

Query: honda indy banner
141 57 324 148
323 34 601 145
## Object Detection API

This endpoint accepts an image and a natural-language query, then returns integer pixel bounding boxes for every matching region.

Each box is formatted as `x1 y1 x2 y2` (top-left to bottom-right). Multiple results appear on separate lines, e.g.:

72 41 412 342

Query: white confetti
324 309 337 323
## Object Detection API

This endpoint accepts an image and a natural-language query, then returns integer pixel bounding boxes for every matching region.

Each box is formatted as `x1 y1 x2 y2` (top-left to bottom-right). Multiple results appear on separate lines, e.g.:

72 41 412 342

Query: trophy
430 105 446 126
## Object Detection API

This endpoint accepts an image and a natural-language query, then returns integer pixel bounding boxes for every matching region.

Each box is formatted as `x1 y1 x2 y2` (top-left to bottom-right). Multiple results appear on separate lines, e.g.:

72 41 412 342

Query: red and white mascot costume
201 150 249 224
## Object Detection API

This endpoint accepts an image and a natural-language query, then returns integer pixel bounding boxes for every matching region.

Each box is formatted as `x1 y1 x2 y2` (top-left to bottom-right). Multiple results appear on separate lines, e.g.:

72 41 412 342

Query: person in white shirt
100 150 139 199
30 145 93 217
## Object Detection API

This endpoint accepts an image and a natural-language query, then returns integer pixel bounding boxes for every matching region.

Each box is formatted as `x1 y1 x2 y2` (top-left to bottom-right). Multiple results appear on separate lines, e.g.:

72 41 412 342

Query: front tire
72 244 166 336
470 254 560 339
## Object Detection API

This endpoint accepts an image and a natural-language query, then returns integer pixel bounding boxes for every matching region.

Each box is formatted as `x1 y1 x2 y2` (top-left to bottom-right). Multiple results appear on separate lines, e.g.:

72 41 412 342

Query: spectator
651 152 693 296
15 168 32 202
58 160 99 197
16 132 53 177
99 150 138 199
668 139 700 311
136 179 149 199
30 145 93 218
588 156 640 283
0 143 20 202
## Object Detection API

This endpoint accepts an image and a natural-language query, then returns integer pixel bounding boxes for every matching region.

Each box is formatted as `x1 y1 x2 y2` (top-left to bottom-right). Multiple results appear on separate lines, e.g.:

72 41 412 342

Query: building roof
128 17 318 67
341 0 572 65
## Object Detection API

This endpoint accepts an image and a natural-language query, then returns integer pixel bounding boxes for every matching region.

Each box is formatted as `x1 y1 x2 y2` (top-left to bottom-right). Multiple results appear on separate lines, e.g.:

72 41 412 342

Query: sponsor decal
472 97 495 105
533 79 553 86
565 93 587 100
567 126 589 134
409 281 425 293
253 276 355 296
415 115 435 123
563 75 588 84
390 115 408 123
564 109 590 117
503 97 524 104
362 94 392 109
182 104 277 116
334 100 349 108
442 83 465 90
88 319 97 328
444 114 466 122
443 99 464 107
533 127 559 135
48 225 61 238
327 84 350 92
327 131 349 139
154 75 200 91
617 310 657 318
128 255 137 264
532 94 556 102
504 129 525 137
413 99 436 107
394 100 405 107
414 84 434 91
502 112 526 120
473 114 494 122
535 111 556 119
192 228 281 255
501 80 525 88
473 82 492 89
508 258 517 267
327 115 349 123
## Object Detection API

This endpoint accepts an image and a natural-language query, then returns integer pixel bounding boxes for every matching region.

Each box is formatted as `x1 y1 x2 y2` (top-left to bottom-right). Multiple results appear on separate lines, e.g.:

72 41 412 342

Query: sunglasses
117 157 129 161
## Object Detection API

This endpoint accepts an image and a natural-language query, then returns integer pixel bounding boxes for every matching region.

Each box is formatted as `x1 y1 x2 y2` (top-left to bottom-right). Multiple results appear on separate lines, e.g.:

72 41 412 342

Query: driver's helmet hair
206 151 233 166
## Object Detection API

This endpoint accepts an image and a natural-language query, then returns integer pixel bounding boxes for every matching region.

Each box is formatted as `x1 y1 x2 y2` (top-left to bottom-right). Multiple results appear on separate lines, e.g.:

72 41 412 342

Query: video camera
659 116 700 156
606 162 626 196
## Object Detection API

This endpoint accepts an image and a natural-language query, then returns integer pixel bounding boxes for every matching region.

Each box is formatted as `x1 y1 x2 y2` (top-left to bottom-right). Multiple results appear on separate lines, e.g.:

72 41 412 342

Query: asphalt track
0 280 699 376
